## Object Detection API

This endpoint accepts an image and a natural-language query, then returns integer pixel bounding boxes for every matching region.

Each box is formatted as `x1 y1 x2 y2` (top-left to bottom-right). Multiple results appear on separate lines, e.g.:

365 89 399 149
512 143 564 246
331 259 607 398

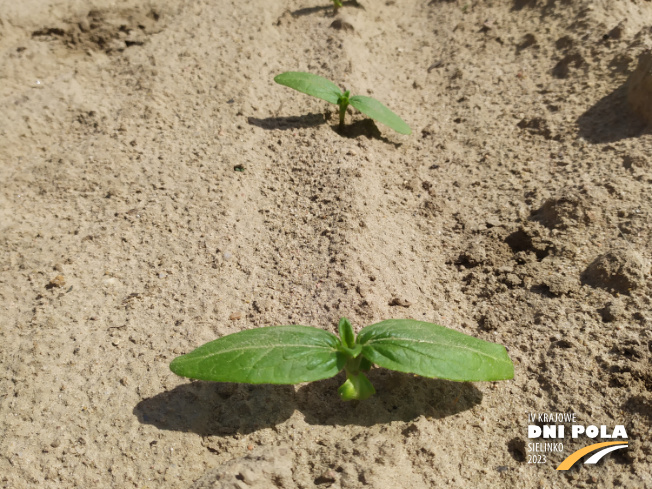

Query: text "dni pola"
528 425 628 439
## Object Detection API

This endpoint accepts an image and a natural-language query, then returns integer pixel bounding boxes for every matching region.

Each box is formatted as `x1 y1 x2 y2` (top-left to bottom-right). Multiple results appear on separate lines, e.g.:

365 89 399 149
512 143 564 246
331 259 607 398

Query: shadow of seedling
247 113 326 131
297 370 483 426
292 0 364 17
335 119 402 147
134 382 295 436
577 83 647 143
135 371 481 435
248 112 400 146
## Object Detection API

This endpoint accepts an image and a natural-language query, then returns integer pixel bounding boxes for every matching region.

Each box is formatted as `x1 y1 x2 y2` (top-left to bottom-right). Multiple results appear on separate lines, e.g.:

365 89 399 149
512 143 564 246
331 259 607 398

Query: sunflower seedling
170 318 513 401
274 72 411 135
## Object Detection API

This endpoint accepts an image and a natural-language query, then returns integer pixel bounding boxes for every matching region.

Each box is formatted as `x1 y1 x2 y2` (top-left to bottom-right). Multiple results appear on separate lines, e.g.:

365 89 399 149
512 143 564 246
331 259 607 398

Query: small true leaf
274 72 342 105
338 317 356 349
357 319 514 382
170 325 346 384
349 95 412 135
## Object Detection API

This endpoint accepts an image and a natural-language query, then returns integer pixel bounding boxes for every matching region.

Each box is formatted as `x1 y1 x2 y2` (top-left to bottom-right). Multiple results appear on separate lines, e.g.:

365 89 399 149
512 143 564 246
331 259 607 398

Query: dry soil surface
1 0 651 488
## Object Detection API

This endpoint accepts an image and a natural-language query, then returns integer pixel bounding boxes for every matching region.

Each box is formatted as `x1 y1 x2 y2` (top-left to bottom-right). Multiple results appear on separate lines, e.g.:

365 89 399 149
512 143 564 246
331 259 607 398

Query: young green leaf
274 71 411 135
170 325 347 384
357 319 514 382
338 317 356 349
349 95 412 135
274 72 342 105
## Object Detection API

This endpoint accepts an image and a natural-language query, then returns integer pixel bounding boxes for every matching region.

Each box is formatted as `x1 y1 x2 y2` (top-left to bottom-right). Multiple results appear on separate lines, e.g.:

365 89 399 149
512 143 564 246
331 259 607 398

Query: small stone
486 216 502 228
552 52 585 79
47 275 65 288
229 312 242 320
107 39 127 52
456 242 487 268
238 469 258 484
389 297 411 307
542 274 578 296
330 17 354 32
78 18 90 33
517 116 555 140
533 191 589 229
622 154 648 170
598 300 625 323
582 248 647 294
504 273 522 288
315 469 337 484
421 122 440 137
103 277 120 287
606 22 624 40
480 311 500 331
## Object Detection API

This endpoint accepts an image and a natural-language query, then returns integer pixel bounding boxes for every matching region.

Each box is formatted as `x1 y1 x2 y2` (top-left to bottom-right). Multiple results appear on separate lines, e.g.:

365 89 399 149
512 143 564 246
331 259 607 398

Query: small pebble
48 275 66 288
389 297 412 307
223 252 233 261
316 469 337 484
330 17 354 32
229 312 242 320
78 18 90 32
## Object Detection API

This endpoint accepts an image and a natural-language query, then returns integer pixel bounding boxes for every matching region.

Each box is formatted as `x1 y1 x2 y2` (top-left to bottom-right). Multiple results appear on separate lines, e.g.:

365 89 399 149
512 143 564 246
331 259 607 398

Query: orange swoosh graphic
556 441 628 471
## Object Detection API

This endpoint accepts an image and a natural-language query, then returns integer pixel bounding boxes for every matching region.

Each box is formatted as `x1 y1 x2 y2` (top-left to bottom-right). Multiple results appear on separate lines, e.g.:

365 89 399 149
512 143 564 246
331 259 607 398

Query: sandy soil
1 0 651 487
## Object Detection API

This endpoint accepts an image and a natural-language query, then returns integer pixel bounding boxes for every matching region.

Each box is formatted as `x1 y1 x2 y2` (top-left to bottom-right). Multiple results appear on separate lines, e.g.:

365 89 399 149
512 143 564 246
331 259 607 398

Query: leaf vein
364 337 508 363
192 343 337 361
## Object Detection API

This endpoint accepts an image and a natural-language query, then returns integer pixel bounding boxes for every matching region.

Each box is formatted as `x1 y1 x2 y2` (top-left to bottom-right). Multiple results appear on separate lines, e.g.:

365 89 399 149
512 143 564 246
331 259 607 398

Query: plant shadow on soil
247 113 326 130
247 114 401 145
134 369 481 436
577 84 648 143
291 0 364 17
336 119 403 147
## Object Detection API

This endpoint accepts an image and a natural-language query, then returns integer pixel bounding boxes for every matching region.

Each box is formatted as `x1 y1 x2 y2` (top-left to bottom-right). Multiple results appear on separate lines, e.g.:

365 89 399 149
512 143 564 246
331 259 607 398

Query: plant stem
338 354 375 400
338 91 350 129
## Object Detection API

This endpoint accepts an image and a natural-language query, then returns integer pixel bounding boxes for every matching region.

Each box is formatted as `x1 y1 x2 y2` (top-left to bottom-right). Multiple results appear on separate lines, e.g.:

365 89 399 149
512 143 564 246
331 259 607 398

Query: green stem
338 355 376 401
335 317 375 400
338 90 350 129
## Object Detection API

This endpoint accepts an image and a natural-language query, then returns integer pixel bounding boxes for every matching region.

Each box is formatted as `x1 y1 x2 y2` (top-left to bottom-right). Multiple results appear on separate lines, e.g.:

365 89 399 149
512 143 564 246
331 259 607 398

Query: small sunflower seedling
170 318 513 401
274 72 411 135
